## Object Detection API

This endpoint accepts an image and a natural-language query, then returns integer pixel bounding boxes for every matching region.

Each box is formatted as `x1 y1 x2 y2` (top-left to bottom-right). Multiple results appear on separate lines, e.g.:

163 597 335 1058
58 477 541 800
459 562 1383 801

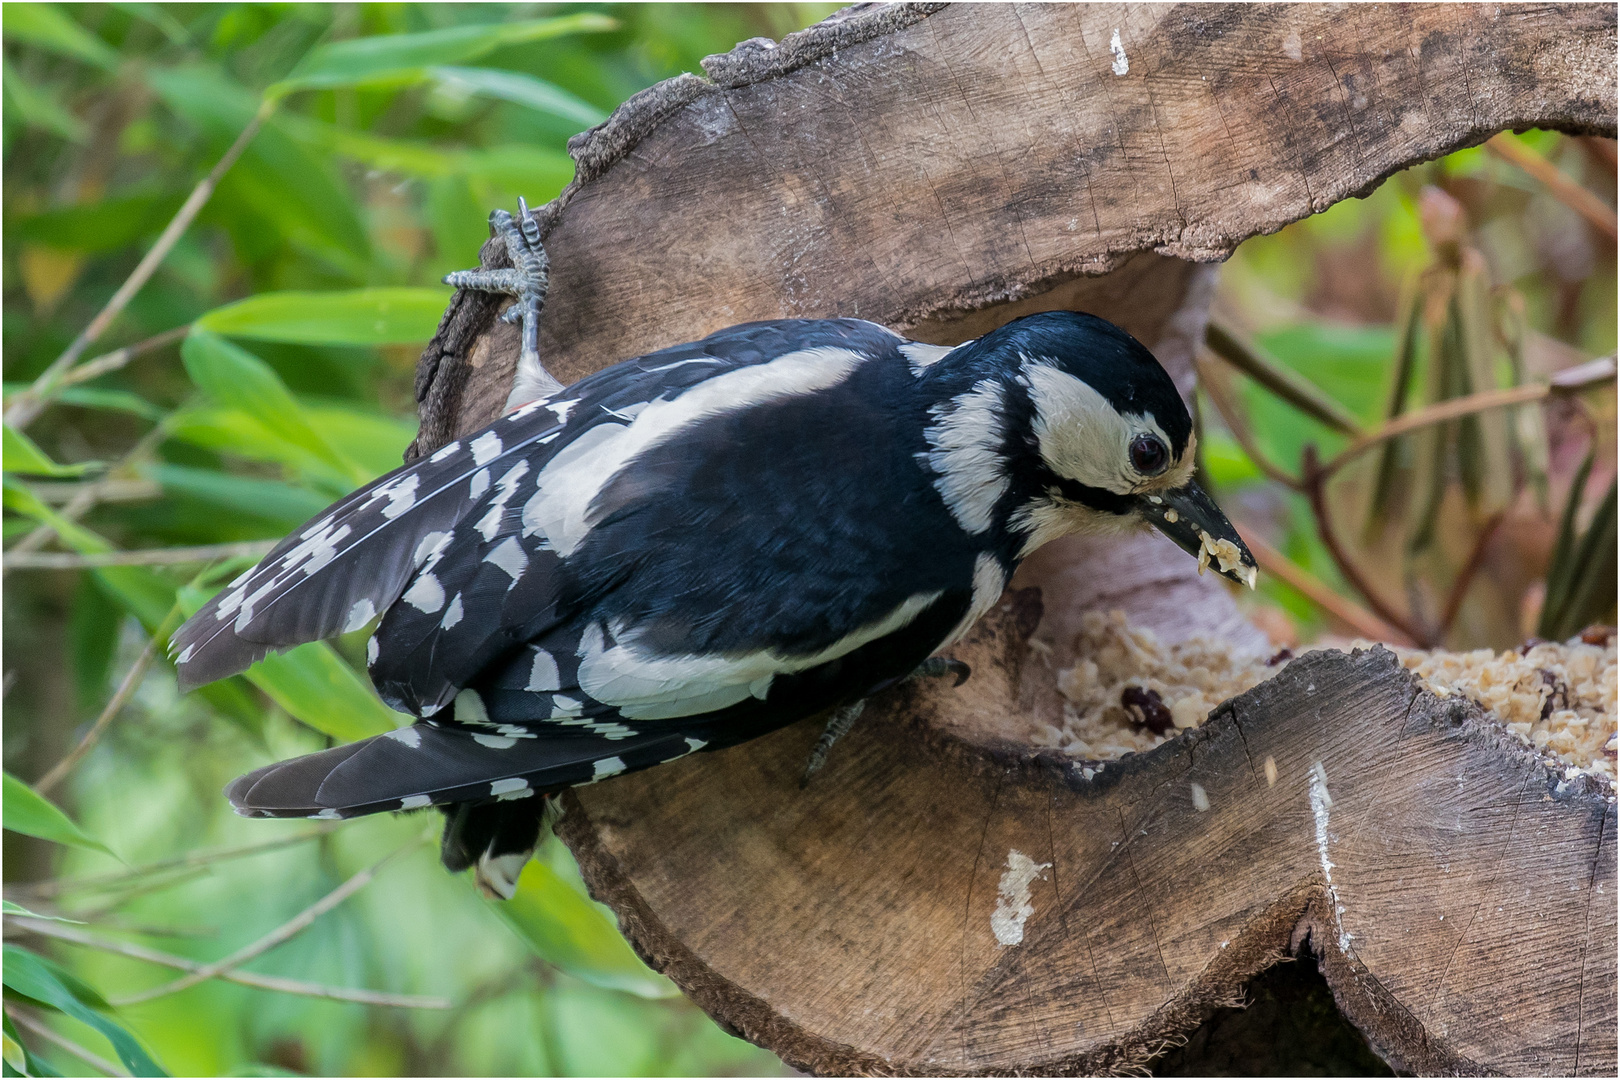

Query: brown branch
108 842 420 1006
5 102 273 432
54 326 190 392
1486 132 1618 241
1192 350 1304 490
1321 384 1551 478
1436 511 1507 639
9 917 450 1009
1204 321 1365 435
1232 525 1413 644
1301 446 1434 647
5 540 276 571
4 1005 125 1077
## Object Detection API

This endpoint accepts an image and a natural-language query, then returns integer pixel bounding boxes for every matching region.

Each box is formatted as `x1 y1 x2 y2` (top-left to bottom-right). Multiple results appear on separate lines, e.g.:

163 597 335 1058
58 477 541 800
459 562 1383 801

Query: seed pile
1041 611 1617 785
1387 637 1616 783
1036 610 1275 760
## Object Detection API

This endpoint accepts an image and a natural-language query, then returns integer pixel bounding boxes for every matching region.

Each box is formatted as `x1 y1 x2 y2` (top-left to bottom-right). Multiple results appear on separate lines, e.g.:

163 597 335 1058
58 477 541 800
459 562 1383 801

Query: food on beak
1197 529 1258 589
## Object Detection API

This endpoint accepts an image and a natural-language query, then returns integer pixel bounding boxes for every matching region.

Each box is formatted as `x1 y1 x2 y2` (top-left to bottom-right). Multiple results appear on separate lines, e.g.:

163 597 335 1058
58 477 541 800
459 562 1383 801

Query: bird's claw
443 196 552 386
913 656 971 687
800 701 865 787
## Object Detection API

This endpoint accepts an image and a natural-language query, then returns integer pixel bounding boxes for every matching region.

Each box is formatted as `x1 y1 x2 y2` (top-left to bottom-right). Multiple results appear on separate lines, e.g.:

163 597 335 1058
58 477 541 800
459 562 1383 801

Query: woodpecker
171 212 1256 899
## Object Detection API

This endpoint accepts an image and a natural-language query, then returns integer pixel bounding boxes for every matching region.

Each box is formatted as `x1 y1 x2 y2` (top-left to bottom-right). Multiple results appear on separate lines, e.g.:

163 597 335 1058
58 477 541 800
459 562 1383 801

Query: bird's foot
800 700 865 786
911 656 971 686
443 197 562 404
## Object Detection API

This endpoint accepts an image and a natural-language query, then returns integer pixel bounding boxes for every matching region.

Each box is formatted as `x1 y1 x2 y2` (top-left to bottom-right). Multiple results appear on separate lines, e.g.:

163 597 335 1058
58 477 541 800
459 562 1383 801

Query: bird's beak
1137 481 1259 589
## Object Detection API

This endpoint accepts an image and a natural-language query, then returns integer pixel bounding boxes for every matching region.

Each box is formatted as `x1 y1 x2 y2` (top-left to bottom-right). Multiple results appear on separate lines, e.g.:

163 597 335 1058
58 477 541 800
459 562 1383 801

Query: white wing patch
577 590 943 720
900 340 960 376
522 346 868 558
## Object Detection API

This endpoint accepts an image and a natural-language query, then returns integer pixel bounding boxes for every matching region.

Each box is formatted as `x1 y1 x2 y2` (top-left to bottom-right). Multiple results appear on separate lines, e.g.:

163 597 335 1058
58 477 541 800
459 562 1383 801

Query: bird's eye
1129 434 1168 475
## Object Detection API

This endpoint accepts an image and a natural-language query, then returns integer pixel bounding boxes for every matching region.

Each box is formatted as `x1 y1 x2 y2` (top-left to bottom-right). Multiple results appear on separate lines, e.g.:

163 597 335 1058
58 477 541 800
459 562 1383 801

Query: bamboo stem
109 843 418 1005
1486 132 1618 241
5 540 276 571
10 913 449 1009
5 102 273 431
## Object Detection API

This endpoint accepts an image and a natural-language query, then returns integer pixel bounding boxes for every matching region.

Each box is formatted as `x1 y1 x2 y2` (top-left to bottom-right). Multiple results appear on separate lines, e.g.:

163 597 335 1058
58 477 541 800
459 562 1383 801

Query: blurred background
2 4 1613 1076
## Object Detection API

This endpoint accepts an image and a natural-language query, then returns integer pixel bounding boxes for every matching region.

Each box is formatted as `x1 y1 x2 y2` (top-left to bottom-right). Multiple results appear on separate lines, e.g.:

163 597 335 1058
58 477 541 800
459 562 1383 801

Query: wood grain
409 3 1618 1072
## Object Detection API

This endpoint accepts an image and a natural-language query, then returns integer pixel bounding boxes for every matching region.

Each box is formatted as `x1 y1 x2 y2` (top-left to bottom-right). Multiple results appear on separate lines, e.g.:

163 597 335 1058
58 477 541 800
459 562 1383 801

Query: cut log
408 3 1618 1074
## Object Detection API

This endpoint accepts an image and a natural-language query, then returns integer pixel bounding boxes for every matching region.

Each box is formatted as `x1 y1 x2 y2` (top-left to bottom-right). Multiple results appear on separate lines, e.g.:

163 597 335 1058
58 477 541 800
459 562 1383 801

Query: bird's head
918 310 1257 587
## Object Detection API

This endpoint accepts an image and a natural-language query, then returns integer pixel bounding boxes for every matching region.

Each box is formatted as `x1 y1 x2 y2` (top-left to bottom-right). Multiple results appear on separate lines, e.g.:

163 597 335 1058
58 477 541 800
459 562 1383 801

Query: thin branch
10 917 449 1010
9 824 345 900
1436 511 1507 639
1233 524 1413 644
1205 321 1365 435
109 843 419 1006
5 540 276 571
55 326 191 391
1321 384 1550 478
4 1005 126 1077
5 101 274 432
1486 132 1618 241
1192 350 1304 490
24 479 162 506
34 606 181 795
5 423 172 562
1302 446 1434 647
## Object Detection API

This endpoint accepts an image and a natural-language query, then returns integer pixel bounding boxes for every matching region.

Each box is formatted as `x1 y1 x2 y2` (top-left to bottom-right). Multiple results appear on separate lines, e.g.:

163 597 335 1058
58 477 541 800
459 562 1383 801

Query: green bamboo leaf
268 14 616 97
1 63 87 142
1 4 119 70
2 479 179 628
180 330 358 481
10 190 184 253
165 407 355 496
110 2 188 44
2 773 115 857
3 426 99 478
460 145 576 198
144 463 330 528
244 643 405 742
304 406 417 479
429 66 607 126
196 288 452 346
2 900 84 924
1559 476 1618 636
1541 452 1594 636
495 860 675 999
2 945 167 1076
3 1009 63 1077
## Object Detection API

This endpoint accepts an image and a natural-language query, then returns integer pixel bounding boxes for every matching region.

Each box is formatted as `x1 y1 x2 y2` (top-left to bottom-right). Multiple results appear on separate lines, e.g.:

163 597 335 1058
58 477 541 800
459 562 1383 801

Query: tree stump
409 4 1618 1074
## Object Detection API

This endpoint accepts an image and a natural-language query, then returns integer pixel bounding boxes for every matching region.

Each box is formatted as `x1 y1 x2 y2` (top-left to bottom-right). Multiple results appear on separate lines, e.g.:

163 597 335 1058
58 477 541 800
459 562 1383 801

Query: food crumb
1264 755 1278 787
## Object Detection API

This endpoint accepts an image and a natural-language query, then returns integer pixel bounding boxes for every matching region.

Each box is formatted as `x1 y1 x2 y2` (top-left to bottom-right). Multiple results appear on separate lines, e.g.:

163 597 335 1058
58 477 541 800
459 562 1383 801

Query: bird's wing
173 319 896 692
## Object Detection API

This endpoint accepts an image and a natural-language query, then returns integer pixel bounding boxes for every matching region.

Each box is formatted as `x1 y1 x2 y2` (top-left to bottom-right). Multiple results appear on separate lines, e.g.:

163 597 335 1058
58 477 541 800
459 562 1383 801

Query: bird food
1385 637 1616 783
1196 528 1258 588
1041 611 1617 784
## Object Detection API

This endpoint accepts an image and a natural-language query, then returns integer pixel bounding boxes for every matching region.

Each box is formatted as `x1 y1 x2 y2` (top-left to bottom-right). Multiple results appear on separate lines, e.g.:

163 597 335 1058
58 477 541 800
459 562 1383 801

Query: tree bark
409 3 1617 1074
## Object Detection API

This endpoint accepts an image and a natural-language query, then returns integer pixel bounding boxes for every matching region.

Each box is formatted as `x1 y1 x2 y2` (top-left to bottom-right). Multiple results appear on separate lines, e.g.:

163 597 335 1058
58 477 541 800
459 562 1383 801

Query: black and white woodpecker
171 203 1257 898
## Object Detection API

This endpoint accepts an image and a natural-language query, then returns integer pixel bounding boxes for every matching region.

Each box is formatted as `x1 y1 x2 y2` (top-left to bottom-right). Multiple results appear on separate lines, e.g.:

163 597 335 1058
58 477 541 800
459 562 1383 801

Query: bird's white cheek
1014 498 1139 559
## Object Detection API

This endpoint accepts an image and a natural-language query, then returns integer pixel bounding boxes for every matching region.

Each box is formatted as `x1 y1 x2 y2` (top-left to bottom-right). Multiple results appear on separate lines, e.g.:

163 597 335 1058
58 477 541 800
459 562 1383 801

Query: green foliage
2 5 831 1075
2 774 116 857
3 945 166 1076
